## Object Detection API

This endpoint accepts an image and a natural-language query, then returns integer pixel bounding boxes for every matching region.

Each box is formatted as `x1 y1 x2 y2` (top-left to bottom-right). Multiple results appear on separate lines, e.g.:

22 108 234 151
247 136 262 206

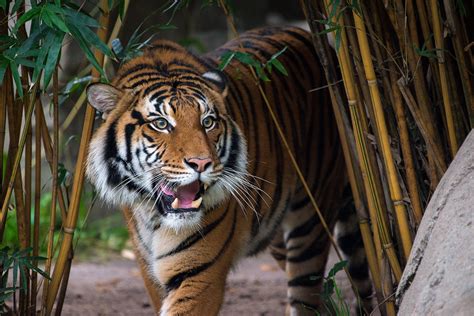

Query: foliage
306 260 350 316
218 47 288 81
0 247 49 313
0 0 115 95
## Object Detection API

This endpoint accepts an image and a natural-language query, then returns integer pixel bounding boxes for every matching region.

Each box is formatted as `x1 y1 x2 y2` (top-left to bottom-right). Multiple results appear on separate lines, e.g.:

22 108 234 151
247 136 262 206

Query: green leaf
255 64 270 82
11 0 23 13
10 61 23 97
46 8 69 33
24 261 51 280
62 7 100 27
76 24 112 57
234 52 259 67
0 0 6 11
269 59 288 76
66 23 105 78
218 51 236 70
32 32 53 83
43 32 64 88
13 6 41 33
16 24 47 57
327 260 347 278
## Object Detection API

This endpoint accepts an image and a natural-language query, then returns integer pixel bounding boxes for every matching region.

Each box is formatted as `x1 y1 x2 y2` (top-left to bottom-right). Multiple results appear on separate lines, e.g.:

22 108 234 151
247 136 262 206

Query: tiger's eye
202 116 216 129
153 118 169 130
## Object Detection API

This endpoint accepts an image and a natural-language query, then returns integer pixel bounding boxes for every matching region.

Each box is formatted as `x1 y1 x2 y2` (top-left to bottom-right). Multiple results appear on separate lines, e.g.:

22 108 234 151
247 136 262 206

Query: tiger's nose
184 157 213 173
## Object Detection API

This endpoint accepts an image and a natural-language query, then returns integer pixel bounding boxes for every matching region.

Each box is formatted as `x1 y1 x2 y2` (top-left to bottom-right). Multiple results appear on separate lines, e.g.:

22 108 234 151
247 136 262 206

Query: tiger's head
86 44 247 231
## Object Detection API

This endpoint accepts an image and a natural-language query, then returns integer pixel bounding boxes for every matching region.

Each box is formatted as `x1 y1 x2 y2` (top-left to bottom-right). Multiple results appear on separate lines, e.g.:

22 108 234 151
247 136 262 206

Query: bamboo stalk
430 0 458 158
38 104 68 222
389 69 424 226
353 11 413 261
385 0 447 181
44 1 110 312
443 0 473 128
325 0 403 283
300 2 385 310
41 68 60 308
30 98 42 315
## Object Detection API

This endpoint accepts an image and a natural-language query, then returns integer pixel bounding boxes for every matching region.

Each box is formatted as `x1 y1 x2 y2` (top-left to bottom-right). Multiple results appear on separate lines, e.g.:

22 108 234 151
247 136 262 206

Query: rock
396 131 474 315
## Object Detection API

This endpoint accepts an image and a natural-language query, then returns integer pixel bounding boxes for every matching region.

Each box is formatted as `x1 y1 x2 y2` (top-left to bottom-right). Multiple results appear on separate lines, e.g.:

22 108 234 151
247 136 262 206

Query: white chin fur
160 211 203 232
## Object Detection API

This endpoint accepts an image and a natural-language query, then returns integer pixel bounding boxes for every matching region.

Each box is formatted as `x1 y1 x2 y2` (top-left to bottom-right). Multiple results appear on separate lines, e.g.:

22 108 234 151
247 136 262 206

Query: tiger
85 26 372 315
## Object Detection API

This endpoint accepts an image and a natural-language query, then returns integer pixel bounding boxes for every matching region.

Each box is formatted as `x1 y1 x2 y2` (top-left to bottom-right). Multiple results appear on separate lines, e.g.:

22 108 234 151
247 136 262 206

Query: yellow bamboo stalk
353 12 413 260
430 0 458 158
44 1 110 313
300 3 385 308
324 0 402 283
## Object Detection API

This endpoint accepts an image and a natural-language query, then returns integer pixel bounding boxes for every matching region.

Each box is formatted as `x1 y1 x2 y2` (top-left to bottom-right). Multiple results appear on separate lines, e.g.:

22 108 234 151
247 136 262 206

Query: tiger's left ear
87 83 123 114
203 70 228 97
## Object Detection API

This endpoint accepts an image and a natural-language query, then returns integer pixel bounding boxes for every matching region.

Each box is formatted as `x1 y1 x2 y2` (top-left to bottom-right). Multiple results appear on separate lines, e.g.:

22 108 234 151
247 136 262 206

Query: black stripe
285 215 319 242
165 207 237 293
156 209 229 260
124 124 135 162
287 231 328 263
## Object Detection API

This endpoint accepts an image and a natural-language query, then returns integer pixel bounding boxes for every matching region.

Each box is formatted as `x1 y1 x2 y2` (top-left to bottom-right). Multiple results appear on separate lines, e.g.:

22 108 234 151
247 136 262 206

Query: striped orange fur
86 26 372 315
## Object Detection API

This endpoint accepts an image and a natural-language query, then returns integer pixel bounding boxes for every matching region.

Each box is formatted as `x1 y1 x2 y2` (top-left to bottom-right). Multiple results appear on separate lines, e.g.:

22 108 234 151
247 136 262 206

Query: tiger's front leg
158 268 229 316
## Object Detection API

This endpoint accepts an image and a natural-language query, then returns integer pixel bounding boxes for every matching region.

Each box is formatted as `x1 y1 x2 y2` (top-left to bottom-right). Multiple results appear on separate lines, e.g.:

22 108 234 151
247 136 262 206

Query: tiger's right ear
86 83 122 114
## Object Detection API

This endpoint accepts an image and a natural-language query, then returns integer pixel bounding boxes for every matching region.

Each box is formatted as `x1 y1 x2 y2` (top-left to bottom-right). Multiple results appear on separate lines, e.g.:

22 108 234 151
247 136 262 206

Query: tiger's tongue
175 180 200 208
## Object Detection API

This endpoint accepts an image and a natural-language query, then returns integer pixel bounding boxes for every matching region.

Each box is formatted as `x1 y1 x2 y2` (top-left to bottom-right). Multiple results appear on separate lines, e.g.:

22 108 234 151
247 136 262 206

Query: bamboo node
392 199 405 206
348 100 357 106
367 79 377 86
63 227 75 234
383 242 394 250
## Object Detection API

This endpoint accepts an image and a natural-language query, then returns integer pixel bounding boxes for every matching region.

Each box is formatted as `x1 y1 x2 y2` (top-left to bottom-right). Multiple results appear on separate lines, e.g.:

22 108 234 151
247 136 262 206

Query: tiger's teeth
204 184 209 190
191 197 203 208
171 198 179 209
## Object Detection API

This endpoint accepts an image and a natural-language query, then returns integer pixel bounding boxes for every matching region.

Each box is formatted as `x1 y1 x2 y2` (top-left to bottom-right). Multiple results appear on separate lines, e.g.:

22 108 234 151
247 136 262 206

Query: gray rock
396 131 474 315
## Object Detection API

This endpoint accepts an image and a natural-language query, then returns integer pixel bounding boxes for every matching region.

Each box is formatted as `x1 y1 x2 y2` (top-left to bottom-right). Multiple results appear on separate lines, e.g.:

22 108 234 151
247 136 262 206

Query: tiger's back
86 26 370 315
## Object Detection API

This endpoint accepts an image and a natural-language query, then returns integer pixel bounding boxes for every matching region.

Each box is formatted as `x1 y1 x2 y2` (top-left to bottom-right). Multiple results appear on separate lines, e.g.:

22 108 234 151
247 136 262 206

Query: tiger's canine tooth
171 198 179 209
191 197 203 208
204 184 209 190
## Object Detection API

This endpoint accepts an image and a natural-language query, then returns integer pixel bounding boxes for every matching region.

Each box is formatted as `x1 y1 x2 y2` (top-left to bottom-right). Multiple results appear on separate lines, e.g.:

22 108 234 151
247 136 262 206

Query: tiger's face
86 70 247 230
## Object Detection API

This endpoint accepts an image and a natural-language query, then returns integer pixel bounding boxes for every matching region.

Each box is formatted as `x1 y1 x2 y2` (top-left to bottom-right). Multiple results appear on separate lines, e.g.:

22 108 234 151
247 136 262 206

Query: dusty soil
62 249 356 315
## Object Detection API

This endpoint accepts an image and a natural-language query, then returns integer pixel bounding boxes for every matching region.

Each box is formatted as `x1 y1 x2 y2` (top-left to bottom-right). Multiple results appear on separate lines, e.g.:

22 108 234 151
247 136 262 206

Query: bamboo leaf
11 0 23 13
10 61 23 97
62 7 100 27
43 32 64 88
218 51 236 70
269 59 288 76
66 22 105 78
76 23 113 57
328 260 347 278
24 261 51 280
12 6 41 33
46 8 69 33
0 0 6 10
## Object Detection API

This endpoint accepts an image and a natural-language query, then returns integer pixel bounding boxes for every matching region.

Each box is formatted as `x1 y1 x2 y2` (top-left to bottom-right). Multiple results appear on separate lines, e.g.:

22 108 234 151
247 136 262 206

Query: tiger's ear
203 70 228 97
87 83 122 114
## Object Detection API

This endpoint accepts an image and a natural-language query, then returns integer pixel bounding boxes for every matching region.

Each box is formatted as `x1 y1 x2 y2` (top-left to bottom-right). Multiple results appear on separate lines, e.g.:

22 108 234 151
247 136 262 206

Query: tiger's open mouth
158 180 209 214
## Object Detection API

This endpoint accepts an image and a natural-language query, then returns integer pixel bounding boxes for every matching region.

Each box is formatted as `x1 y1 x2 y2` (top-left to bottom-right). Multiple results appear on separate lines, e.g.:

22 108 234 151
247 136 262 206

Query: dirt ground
62 248 357 315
